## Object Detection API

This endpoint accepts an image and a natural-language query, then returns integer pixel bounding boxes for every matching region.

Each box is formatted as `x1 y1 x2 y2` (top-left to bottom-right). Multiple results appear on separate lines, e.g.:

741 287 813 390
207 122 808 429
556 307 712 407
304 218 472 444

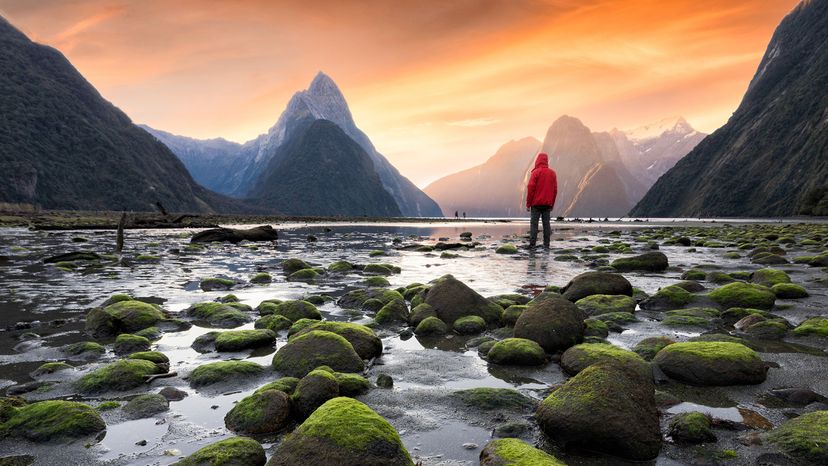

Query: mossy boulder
653 342 767 385
215 329 277 352
62 341 105 358
185 302 252 328
640 285 693 311
793 317 828 337
290 321 382 360
536 362 661 460
742 318 789 339
414 316 448 336
288 268 320 281
250 272 272 284
452 388 536 411
766 410 828 463
583 318 609 338
113 333 151 355
328 261 354 273
225 389 292 434
272 330 364 378
255 377 300 396
123 393 169 419
560 343 649 377
479 438 565 466
177 436 266 466
496 244 518 254
668 412 716 443
363 263 401 276
560 271 633 302
255 314 293 332
575 294 635 316
501 305 527 326
292 369 340 420
611 252 668 272
189 361 265 388
200 277 235 291
487 338 546 366
374 299 409 324
268 397 413 466
408 303 437 327
76 359 163 393
751 268 791 287
772 283 809 299
333 372 371 396
1 400 105 442
364 276 390 287
271 300 322 322
32 362 73 377
673 280 706 293
422 275 503 327
708 282 776 310
337 288 403 311
633 337 675 361
681 269 707 281
513 292 584 353
453 315 486 335
85 299 166 338
127 351 169 364
662 308 720 328
282 258 312 275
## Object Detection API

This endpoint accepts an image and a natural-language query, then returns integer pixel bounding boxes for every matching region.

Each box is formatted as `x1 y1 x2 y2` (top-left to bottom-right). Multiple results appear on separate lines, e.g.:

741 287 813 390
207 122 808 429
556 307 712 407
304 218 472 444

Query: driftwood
145 371 177 384
115 212 126 253
43 251 101 263
190 225 278 244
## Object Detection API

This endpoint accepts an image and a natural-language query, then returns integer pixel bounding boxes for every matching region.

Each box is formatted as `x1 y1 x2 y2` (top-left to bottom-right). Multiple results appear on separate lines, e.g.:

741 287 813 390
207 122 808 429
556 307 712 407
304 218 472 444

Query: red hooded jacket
526 153 558 209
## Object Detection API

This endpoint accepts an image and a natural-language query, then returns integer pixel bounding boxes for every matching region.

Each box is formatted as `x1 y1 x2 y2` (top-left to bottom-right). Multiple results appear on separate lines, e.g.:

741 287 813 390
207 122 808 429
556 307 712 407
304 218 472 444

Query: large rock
268 397 413 466
189 361 265 388
177 436 266 466
766 410 828 464
513 293 584 353
708 282 776 310
272 330 364 377
1 400 105 442
85 299 166 338
185 302 253 328
422 275 503 327
575 294 635 316
123 393 169 419
191 225 278 243
611 252 669 272
290 321 382 360
214 329 276 352
76 359 164 393
560 343 649 377
479 438 565 465
292 369 340 420
536 362 661 460
487 338 546 366
560 272 633 302
653 341 767 385
225 389 292 434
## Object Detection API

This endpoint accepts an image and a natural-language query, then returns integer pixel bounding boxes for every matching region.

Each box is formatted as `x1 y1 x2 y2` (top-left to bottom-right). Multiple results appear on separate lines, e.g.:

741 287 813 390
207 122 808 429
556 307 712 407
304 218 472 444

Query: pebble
462 443 478 450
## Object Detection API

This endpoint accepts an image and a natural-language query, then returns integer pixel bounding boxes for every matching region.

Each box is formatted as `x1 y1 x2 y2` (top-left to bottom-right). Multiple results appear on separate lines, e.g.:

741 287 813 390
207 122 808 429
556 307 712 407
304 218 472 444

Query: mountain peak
624 116 695 141
308 71 342 96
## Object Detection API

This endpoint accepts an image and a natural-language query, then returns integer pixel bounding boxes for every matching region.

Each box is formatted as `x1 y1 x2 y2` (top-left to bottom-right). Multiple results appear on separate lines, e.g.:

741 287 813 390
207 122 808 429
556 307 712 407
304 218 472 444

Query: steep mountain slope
423 137 541 217
147 73 442 217
249 119 401 217
631 0 828 217
0 16 238 213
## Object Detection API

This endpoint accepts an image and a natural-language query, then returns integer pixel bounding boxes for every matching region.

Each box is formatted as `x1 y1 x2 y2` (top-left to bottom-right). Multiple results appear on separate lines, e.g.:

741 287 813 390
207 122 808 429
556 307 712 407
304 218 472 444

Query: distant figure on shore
463 212 466 219
454 210 459 219
526 153 558 249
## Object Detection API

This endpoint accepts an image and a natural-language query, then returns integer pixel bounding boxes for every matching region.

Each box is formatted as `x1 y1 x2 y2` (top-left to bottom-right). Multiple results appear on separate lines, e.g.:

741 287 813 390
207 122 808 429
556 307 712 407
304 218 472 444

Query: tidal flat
0 220 826 465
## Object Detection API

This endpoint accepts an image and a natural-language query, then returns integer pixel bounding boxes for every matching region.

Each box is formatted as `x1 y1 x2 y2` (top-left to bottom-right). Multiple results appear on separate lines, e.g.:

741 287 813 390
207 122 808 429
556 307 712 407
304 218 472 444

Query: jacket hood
534 153 549 169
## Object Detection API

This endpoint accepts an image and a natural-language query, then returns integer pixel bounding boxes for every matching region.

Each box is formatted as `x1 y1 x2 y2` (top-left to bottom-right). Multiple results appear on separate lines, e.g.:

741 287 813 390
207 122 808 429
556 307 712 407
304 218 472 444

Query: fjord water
0 220 826 465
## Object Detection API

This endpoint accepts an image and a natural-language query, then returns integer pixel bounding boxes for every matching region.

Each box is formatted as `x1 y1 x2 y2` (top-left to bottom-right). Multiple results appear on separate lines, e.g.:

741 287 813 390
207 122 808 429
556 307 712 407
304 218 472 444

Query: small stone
462 442 478 450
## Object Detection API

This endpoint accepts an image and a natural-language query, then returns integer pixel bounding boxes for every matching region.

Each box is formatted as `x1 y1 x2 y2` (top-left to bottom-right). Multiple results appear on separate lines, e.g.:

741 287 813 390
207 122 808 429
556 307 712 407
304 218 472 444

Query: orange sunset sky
0 0 801 187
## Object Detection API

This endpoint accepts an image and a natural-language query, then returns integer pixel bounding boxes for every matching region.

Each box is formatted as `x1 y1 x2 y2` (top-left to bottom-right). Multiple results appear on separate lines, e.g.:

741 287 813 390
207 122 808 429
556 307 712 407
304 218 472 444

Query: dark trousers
529 205 551 247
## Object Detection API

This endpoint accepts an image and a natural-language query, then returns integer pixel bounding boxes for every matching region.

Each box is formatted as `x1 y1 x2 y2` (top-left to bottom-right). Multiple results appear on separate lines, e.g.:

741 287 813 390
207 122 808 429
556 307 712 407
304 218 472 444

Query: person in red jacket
526 152 558 249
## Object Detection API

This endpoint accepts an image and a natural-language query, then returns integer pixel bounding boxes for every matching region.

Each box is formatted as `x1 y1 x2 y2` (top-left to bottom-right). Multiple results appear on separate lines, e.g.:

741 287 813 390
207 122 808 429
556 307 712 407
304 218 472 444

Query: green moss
123 393 168 418
272 330 364 378
365 276 390 287
654 285 694 306
224 389 291 434
255 377 300 395
440 252 459 259
187 302 251 327
214 329 276 352
483 438 565 465
63 341 105 356
369 249 387 257
33 362 72 376
375 300 409 324
328 261 354 272
751 268 791 287
575 294 635 316
501 305 527 327
127 351 169 364
656 341 759 363
255 314 293 332
96 401 120 411
593 312 637 324
633 337 675 361
708 282 776 310
452 388 535 411
496 244 519 254
583 318 609 338
189 361 265 387
364 263 401 275
250 272 272 284
96 300 166 333
414 316 448 336
794 317 828 337
106 293 132 304
273 300 322 322
453 315 486 334
560 343 648 376
2 400 105 441
287 318 319 336
668 412 715 443
333 372 371 396
280 397 412 464
772 283 809 299
487 338 546 366
113 333 151 354
282 258 312 274
134 326 161 340
288 268 320 281
200 277 235 291
289 321 382 360
663 315 708 327
610 252 668 272
681 269 707 280
176 437 266 466
76 359 162 393
767 411 828 463
409 303 437 327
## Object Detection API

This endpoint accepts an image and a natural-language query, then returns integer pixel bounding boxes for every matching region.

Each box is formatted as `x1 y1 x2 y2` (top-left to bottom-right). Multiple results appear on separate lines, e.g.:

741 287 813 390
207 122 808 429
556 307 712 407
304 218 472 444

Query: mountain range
631 0 828 217
0 16 241 213
143 73 442 217
425 116 705 217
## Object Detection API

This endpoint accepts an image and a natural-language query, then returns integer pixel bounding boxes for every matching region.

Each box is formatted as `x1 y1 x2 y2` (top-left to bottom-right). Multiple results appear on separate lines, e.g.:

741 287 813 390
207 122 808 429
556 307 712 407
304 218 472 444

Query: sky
0 0 801 187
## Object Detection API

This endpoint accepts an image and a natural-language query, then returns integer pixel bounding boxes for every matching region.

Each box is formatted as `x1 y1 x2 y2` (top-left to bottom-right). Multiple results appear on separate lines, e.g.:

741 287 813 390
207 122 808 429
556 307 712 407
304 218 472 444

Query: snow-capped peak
624 116 695 142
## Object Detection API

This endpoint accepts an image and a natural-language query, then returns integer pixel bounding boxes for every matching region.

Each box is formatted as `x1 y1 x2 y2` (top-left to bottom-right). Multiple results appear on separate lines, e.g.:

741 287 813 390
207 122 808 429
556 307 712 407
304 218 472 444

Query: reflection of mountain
0 16 240 213
633 0 828 217
424 137 541 217
145 73 442 217
426 116 705 217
